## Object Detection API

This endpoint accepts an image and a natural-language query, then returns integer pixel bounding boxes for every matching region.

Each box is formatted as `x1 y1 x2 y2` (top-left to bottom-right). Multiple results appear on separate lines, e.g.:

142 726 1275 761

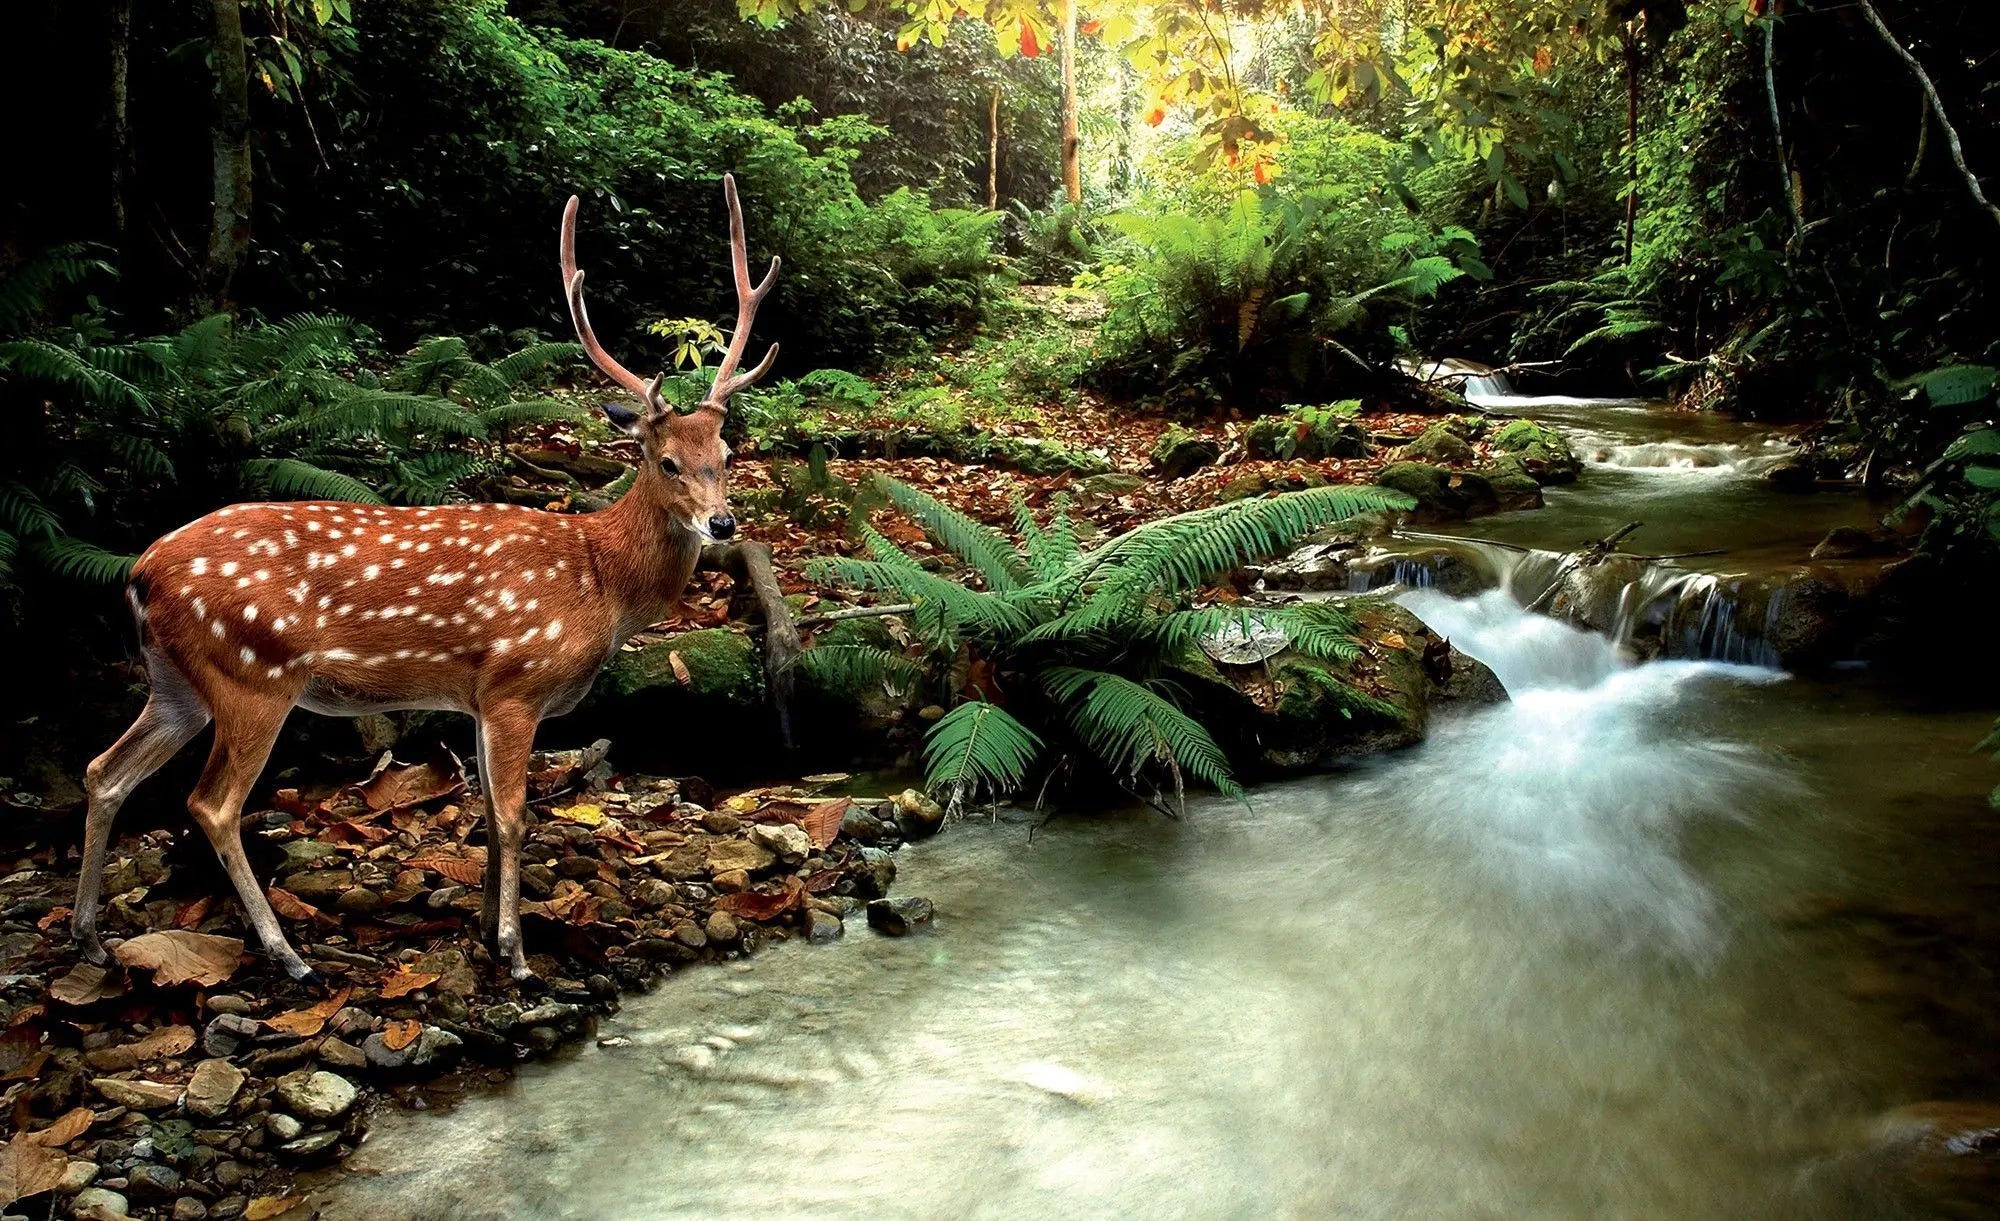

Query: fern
34 537 136 585
924 701 1045 813
1042 667 1244 803
793 643 922 696
242 459 386 505
877 476 1031 591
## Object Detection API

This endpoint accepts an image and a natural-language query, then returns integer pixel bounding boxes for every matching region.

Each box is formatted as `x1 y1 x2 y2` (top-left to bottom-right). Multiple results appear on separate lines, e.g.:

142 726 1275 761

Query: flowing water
321 388 2000 1220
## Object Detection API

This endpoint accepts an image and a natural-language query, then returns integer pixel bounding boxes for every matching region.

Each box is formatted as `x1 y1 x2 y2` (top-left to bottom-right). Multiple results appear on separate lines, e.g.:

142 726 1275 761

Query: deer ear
602 401 644 436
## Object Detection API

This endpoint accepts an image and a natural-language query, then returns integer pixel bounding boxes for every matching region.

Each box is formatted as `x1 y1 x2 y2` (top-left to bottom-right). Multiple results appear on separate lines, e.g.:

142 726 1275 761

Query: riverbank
0 751 940 1221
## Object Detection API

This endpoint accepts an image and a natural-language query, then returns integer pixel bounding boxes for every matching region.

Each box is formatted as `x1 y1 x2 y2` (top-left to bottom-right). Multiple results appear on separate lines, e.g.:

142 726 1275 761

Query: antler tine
560 195 655 401
704 173 781 410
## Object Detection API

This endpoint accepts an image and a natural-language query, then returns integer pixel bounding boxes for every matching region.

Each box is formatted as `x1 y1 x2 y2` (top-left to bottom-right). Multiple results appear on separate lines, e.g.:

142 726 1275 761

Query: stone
317 1038 367 1071
1812 524 1902 560
1394 422 1475 464
58 1160 100 1194
273 1070 357 1121
891 788 945 837
123 1163 182 1200
710 869 751 894
1374 461 1500 521
90 1079 182 1111
172 1199 209 1221
807 911 844 943
183 1059 245 1119
415 948 477 997
703 911 740 944
1074 472 1147 498
521 863 557 898
700 808 742 834
333 887 383 917
748 822 811 864
1149 426 1221 479
201 1015 262 1059
705 839 775 876
425 884 468 911
264 1113 303 1142
840 808 887 844
69 1188 130 1221
671 919 707 949
277 1130 342 1161
211 1161 248 1190
361 1026 462 1072
849 848 897 900
867 897 934 935
276 839 341 876
282 868 351 903
629 878 676 909
516 1003 585 1032
326 1007 376 1042
1489 418 1581 483
203 995 252 1016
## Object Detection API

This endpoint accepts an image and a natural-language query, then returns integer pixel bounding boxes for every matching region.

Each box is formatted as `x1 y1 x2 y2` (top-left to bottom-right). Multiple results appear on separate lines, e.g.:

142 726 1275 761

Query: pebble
265 1114 303 1142
807 911 844 943
426 884 468 910
273 1069 358 1121
362 1025 463 1072
700 808 741 834
318 1037 367 1071
89 1079 181 1111
327 1006 377 1042
748 822 811 863
184 1059 246 1119
703 911 740 944
59 1160 100 1193
124 1163 182 1200
172 1200 209 1221
202 1014 262 1059
69 1188 130 1221
277 1130 342 1161
866 896 935 936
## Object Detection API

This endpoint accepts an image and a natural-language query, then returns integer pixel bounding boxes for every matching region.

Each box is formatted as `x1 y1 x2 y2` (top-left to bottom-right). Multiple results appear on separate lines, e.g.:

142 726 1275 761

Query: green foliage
808 475 1412 811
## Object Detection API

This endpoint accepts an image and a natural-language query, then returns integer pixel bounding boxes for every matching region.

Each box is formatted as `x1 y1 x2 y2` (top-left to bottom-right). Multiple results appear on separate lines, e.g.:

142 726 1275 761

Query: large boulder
1490 418 1582 483
1375 462 1501 521
1393 422 1475 465
1162 599 1503 774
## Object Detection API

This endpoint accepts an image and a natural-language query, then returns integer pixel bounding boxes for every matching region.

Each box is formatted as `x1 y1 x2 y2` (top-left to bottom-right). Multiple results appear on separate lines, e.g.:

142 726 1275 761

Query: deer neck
581 476 703 635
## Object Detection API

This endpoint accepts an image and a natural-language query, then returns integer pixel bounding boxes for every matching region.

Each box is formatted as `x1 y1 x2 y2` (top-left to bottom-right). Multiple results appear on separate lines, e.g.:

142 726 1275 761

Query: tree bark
1761 16 1803 237
988 83 1002 211
699 540 801 752
108 0 134 244
203 0 253 309
1060 0 1081 205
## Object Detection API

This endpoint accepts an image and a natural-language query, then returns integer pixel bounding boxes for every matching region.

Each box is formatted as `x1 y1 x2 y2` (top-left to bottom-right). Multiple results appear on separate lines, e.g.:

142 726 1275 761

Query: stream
319 389 2000 1219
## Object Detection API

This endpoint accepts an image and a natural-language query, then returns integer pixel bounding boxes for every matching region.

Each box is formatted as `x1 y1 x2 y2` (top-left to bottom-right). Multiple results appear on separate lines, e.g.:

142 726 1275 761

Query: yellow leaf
551 802 605 826
668 650 692 685
378 967 440 999
1381 632 1408 650
265 986 353 1038
246 1196 305 1220
724 794 760 814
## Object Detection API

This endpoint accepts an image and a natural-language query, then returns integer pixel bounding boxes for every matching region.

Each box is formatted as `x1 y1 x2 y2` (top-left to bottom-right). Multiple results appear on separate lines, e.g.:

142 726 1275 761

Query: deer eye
659 457 681 477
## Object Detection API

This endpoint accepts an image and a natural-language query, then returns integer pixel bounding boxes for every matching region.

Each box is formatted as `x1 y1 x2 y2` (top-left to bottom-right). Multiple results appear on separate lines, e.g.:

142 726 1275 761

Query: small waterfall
1582 439 1797 475
1403 357 1517 405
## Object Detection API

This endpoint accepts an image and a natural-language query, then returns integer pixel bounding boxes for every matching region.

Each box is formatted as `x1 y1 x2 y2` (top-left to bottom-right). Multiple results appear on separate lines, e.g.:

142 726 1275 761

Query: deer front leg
474 702 540 981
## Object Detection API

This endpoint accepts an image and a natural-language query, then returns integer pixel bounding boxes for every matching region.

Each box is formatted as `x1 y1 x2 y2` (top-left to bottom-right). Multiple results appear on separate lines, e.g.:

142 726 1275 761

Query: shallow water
321 396 1999 1220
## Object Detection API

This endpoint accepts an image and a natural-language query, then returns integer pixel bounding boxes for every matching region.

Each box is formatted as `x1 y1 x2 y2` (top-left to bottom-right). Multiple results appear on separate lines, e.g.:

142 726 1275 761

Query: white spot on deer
391 558 406 569
337 604 353 616
323 648 357 662
341 543 357 558
283 530 298 547
221 561 239 577
306 520 322 533
239 647 256 665
211 621 225 639
394 649 412 660
519 627 540 644
305 505 321 513
318 595 332 608
521 569 535 582
364 655 387 666
316 615 327 628
497 589 518 610
231 529 247 539
364 565 381 580
492 637 511 653
254 569 269 582
327 529 343 540
288 580 309 603
190 557 210 576
235 577 251 588
416 542 431 553
544 567 559 581
243 605 258 621
379 533 395 544
266 666 285 679
546 619 562 639
524 598 539 612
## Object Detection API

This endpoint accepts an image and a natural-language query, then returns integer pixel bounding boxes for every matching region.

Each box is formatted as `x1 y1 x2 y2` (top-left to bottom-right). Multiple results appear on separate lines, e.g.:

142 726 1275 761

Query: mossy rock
597 628 764 707
1076 472 1148 497
970 434 1111 476
1242 405 1371 461
1394 422 1475 465
1220 468 1332 501
1490 418 1582 484
1161 600 1499 773
1150 426 1221 479
1478 457 1545 511
1375 461 1500 521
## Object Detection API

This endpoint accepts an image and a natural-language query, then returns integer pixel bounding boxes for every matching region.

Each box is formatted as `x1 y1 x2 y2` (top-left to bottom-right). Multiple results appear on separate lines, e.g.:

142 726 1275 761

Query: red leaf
803 797 850 850
1019 20 1041 57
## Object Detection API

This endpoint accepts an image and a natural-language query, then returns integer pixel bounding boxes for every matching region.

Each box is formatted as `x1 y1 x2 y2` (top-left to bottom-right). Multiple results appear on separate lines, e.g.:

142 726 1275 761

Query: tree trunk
988 83 1002 211
108 0 134 244
1060 0 1081 205
1622 23 1640 264
203 0 253 310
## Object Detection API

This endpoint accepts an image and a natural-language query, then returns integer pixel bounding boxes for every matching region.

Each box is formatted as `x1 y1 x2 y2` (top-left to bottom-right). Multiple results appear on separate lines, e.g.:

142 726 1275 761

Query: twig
1856 0 2000 233
795 603 919 628
1390 529 1533 554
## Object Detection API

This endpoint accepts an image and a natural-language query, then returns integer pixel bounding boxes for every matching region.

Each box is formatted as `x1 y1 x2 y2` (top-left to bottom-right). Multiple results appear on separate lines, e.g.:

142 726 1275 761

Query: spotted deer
74 175 780 982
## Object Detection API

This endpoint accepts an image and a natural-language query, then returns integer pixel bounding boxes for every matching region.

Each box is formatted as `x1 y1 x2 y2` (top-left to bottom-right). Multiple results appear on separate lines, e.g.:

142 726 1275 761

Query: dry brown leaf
266 886 329 925
112 930 245 987
355 753 464 812
35 905 71 932
48 962 124 1007
802 797 851 850
378 966 440 999
124 1025 196 1062
669 650 692 685
1381 631 1408 650
173 895 214 930
0 1133 66 1208
381 1019 422 1051
246 1195 305 1220
29 1107 96 1148
715 875 805 921
407 852 485 886
265 986 354 1038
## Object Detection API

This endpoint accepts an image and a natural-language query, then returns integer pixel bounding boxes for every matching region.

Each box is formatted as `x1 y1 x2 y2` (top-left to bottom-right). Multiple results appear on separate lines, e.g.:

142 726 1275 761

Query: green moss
1243 402 1371 460
1376 461 1499 518
600 628 764 706
1150 426 1220 478
1490 418 1582 484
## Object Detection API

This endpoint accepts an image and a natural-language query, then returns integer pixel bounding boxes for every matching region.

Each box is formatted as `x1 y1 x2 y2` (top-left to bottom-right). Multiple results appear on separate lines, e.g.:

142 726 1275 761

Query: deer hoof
76 935 109 967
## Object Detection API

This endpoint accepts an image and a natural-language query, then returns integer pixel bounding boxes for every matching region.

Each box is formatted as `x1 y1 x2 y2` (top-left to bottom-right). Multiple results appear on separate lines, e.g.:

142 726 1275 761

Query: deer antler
560 196 663 412
703 173 781 412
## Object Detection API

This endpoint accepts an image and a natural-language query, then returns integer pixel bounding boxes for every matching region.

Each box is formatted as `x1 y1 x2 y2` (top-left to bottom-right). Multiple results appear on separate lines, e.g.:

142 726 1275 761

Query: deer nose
708 513 736 540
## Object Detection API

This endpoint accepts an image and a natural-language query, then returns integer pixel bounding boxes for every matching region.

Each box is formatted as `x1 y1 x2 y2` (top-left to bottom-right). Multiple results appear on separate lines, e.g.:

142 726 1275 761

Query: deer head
559 175 779 543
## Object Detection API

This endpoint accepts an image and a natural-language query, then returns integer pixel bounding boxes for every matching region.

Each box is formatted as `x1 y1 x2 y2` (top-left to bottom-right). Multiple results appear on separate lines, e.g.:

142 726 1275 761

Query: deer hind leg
474 702 540 981
474 722 502 944
186 682 317 981
74 658 211 963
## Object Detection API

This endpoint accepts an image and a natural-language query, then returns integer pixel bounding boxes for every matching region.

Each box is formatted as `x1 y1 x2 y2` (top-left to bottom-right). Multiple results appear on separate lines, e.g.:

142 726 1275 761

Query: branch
1761 17 1804 237
698 541 801 751
1856 0 2000 232
795 603 918 628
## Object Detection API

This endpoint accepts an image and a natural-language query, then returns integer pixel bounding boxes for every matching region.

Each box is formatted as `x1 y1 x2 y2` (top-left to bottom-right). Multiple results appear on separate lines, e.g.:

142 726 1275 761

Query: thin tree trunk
108 0 134 243
988 83 1002 210
203 0 253 309
1622 24 1639 264
1761 16 1803 237
1060 0 1081 205
1855 0 2000 233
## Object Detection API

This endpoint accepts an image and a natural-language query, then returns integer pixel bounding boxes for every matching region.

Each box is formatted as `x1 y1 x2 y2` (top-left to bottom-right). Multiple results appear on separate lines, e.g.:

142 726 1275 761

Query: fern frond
479 398 582 430
0 482 60 540
0 339 153 412
1042 666 1242 801
876 477 1031 592
1017 493 1081 580
923 700 1044 812
242 458 385 504
491 342 585 388
794 642 922 696
33 536 137 585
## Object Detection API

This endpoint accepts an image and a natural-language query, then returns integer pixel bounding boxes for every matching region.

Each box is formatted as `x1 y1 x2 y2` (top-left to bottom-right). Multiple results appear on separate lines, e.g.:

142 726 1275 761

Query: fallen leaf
354 753 464 812
715 875 804 921
121 1025 196 1063
407 852 485 886
723 794 760 814
173 895 214 930
266 887 332 925
29 1106 96 1148
245 1195 305 1220
35 906 71 932
1381 631 1408 650
48 962 124 1006
550 802 605 827
803 797 851 850
669 650 692 685
265 986 353 1038
381 1019 422 1051
0 1028 45 1081
0 1132 66 1208
112 930 245 987
378 966 441 999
